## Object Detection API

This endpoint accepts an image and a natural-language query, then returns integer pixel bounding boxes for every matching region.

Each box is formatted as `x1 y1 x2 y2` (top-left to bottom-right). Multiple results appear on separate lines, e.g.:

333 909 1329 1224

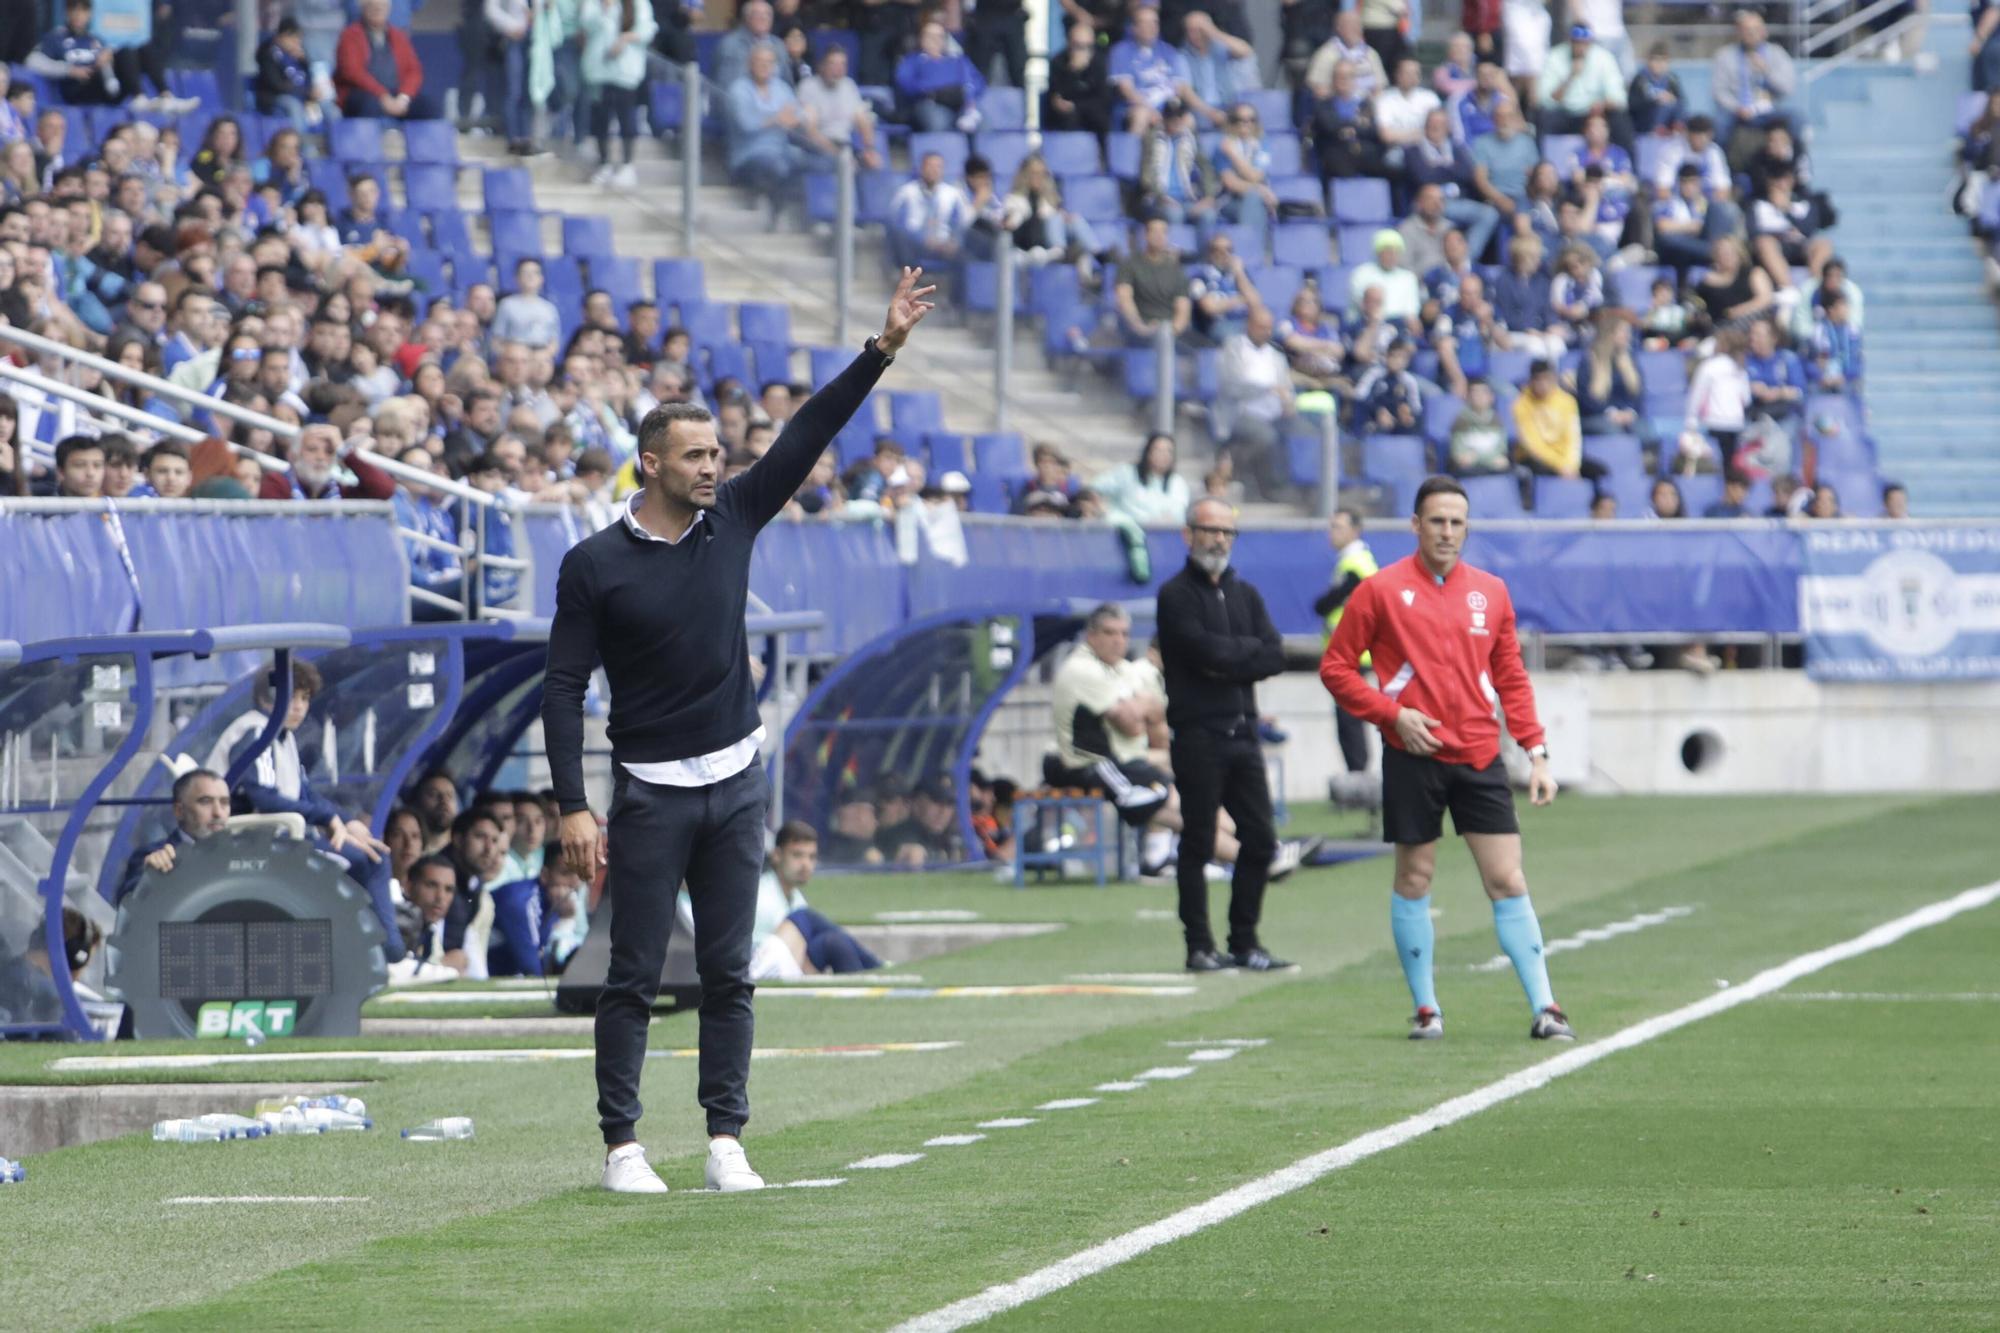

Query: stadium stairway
458 134 1159 483
1805 0 2000 516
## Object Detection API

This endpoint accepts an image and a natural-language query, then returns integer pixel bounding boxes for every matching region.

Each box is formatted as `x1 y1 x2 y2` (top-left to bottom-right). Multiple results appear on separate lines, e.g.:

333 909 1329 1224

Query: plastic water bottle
302 1107 373 1132
194 1114 270 1140
0 1157 24 1184
153 1119 226 1143
257 1106 313 1136
401 1118 474 1141
299 1094 367 1117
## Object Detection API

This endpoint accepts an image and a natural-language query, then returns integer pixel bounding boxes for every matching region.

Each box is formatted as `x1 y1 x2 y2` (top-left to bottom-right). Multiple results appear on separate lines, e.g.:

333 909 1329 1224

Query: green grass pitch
4 794 1998 1331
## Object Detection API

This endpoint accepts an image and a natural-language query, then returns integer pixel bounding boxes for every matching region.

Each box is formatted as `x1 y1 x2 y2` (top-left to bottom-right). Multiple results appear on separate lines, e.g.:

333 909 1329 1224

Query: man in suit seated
119 768 231 900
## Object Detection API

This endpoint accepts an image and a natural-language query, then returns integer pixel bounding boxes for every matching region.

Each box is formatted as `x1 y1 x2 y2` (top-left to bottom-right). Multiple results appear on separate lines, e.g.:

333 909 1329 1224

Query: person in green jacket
580 0 655 188
1313 507 1377 777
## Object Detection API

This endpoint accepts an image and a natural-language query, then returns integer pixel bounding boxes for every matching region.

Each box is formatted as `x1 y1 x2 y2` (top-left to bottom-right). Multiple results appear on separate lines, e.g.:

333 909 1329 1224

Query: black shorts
1381 745 1519 846
1045 755 1173 827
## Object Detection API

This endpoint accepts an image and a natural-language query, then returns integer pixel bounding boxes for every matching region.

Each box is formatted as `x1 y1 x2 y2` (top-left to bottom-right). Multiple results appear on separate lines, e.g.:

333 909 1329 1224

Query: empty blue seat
483 166 535 212
426 209 476 258
974 130 1031 183
889 390 943 435
1670 474 1722 516
968 470 1013 514
679 301 736 349
1817 468 1883 516
1064 174 1124 225
908 131 969 178
1123 347 1161 402
589 256 642 303
170 68 221 105
738 301 793 346
649 80 685 134
748 340 792 382
1272 222 1331 270
1336 223 1385 266
857 168 903 225
1422 393 1464 444
1363 434 1429 484
1245 264 1304 315
306 160 353 210
1541 134 1585 174
331 119 384 165
835 390 887 466
1611 265 1662 311
402 118 460 164
1264 135 1303 177
1040 131 1102 176
1461 473 1526 518
1106 132 1142 180
924 432 970 475
561 215 616 259
809 345 848 388
703 342 751 389
1236 88 1292 128
978 86 1026 130
402 163 458 214
972 432 1028 475
1638 348 1688 394
962 260 1000 314
1583 433 1646 478
1331 178 1392 225
653 258 706 312
1026 263 1081 318
488 209 543 257
1534 476 1598 517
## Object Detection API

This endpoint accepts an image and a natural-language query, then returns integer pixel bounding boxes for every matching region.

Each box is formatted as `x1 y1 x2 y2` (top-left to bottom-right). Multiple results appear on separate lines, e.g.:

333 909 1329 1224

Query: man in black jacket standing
544 269 934 1196
1156 497 1295 974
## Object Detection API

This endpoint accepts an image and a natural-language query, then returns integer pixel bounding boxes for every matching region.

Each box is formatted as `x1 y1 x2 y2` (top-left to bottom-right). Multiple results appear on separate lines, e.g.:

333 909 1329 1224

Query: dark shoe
1230 947 1299 973
1185 949 1236 973
1257 720 1289 744
1530 1005 1575 1041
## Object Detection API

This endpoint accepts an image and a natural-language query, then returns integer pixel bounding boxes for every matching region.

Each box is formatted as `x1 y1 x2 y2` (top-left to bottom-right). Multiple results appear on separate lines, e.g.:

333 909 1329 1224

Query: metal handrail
352 447 504 508
0 323 301 442
0 362 208 446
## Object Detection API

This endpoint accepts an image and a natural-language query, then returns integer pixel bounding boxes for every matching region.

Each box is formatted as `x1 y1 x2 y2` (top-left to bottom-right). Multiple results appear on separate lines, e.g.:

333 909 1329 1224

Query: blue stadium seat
1123 347 1160 402
925 433 970 475
1634 136 1669 189
1244 264 1304 315
738 302 792 348
1040 131 1103 176
306 160 351 212
1461 473 1526 518
704 342 751 390
1541 134 1585 174
1812 423 1875 475
648 80 685 134
330 119 384 166
1106 132 1142 180
426 209 475 259
402 163 458 215
1336 223 1385 266
1271 176 1322 213
1185 347 1218 403
1025 263 1081 318
1236 88 1292 128
968 470 1014 513
804 170 838 224
1064 174 1124 226
1806 395 1870 454
1817 468 1883 516
1486 349 1534 387
1672 474 1723 516
973 432 1028 475
483 166 535 212
974 130 1031 183
1331 178 1392 225
1583 433 1646 478
1534 476 1598 517
488 210 544 258
909 131 970 178
857 168 903 225
1423 393 1465 444
748 340 792 382
679 301 736 349
562 215 616 260
809 345 848 388
962 260 999 314
889 390 944 435
978 86 1026 130
1272 222 1331 270
1286 427 1324 488
653 258 706 313
836 390 887 466
1363 434 1429 484
1318 263 1355 306
1264 135 1303 177
589 256 642 304
1638 348 1688 394
169 68 221 106
402 119 460 165
1611 265 1662 311
405 247 448 294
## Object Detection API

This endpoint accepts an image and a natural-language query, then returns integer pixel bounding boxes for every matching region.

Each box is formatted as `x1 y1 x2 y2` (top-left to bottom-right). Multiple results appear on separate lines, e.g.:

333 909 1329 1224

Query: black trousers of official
1335 705 1370 774
596 764 766 1146
1170 723 1278 956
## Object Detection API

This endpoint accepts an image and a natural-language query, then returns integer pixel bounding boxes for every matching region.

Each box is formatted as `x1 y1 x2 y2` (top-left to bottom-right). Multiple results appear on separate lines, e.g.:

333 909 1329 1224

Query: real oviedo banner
1799 525 2000 681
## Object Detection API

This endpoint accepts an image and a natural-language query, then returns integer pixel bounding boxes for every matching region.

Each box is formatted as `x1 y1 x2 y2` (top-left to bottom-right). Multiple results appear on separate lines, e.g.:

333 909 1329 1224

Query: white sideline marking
847 1153 925 1170
976 1118 1038 1129
50 1041 961 1072
1068 973 1194 984
925 1134 987 1147
1780 991 2000 1002
874 910 983 922
1163 1039 1268 1048
165 1196 368 1205
783 1179 849 1189
1094 1081 1146 1093
1469 905 1697 972
1134 1066 1195 1081
1035 1098 1100 1111
891 880 2000 1333
1184 1049 1238 1062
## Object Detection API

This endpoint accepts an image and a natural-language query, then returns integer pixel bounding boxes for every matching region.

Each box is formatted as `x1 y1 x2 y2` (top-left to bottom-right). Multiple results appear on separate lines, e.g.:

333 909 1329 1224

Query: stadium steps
1804 2 2000 516
451 136 1172 489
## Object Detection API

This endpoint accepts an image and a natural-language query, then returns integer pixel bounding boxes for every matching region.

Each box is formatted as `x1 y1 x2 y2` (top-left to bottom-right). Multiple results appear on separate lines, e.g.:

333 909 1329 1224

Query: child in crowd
1447 379 1511 475
1808 291 1864 394
1641 277 1691 348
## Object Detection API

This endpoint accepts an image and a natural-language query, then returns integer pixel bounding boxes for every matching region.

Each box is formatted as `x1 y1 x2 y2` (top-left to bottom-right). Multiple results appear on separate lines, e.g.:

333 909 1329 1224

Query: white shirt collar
624 489 703 546
1338 538 1367 562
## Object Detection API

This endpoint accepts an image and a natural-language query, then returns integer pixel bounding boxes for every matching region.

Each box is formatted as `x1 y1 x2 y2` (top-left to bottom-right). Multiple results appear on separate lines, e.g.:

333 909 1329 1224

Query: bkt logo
229 859 269 872
196 1000 298 1039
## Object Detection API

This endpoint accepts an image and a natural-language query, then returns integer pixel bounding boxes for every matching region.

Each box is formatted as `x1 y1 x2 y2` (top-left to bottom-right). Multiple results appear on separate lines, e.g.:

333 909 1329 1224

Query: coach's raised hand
877 266 937 356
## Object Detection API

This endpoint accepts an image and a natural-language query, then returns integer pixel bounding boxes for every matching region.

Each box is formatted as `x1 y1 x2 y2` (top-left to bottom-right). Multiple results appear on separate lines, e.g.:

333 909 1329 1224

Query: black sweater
1156 558 1285 734
541 344 890 812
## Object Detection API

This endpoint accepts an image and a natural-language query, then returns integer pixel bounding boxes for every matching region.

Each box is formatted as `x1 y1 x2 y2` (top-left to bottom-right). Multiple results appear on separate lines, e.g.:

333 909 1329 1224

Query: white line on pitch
925 1134 987 1147
1184 1049 1239 1062
1133 1066 1195 1081
1035 1098 1099 1111
891 879 2000 1333
1094 1081 1146 1092
1469 905 1696 972
782 1178 849 1188
165 1196 368 1205
1163 1039 1268 1048
1068 973 1193 983
1779 991 2000 1002
976 1118 1038 1129
847 1153 925 1170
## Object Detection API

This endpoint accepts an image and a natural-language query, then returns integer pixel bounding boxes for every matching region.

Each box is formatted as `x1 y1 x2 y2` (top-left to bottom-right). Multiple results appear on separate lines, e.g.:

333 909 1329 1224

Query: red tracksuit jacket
1319 554 1544 768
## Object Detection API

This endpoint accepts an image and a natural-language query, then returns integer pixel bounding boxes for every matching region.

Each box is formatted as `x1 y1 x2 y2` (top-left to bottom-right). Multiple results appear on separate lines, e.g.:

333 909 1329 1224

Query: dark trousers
1335 704 1369 773
1170 724 1278 956
596 763 766 1146
342 89 441 120
317 835 406 964
594 82 641 162
788 908 882 973
966 12 1027 88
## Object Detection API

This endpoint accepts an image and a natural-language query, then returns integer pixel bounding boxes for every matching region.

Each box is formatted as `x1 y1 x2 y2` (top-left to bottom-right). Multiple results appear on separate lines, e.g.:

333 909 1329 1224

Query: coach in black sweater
543 270 935 1196
1156 497 1291 975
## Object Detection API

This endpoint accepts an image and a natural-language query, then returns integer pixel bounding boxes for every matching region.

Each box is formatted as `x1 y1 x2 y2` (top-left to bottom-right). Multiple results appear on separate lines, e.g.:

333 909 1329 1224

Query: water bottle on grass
152 1119 226 1143
194 1114 269 1140
0 1157 24 1183
302 1107 372 1132
402 1118 474 1141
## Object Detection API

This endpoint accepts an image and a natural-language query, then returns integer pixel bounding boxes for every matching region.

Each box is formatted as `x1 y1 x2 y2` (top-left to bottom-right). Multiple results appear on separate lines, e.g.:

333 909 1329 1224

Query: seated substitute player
1318 475 1572 1042
1049 604 1175 867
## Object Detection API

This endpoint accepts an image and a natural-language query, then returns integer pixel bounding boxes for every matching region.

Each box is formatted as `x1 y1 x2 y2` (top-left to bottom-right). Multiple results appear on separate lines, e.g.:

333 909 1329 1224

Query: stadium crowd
0 0 1902 562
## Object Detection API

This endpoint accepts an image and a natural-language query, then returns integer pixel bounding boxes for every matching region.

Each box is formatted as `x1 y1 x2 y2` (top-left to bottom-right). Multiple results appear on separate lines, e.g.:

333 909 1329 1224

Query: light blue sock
1390 894 1438 1013
1492 894 1556 1014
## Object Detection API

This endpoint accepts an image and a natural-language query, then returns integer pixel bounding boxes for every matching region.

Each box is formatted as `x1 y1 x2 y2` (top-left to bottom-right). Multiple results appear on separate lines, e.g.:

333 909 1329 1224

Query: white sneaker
602 1143 669 1194
384 956 459 986
589 163 615 186
610 163 638 189
704 1137 765 1192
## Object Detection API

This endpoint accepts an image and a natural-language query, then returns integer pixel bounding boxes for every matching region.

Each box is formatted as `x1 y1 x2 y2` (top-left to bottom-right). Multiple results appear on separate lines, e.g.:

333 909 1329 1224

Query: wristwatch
866 335 895 365
1527 744 1550 761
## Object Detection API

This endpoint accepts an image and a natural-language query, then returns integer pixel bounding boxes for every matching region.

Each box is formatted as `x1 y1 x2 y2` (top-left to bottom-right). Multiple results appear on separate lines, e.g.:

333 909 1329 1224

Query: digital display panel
158 920 333 1000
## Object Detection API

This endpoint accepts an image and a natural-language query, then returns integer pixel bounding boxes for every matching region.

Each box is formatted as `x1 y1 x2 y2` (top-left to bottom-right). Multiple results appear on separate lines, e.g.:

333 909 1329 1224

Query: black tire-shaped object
108 829 389 1039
